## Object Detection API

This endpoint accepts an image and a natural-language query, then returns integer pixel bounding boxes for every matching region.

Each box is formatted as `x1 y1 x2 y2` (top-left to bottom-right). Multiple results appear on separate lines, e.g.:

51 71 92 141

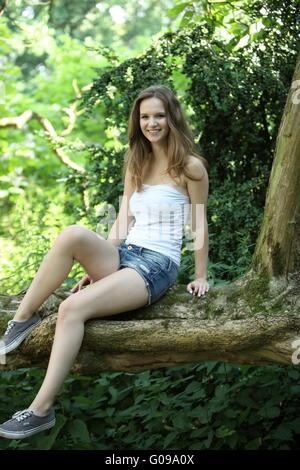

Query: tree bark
1 54 300 374
251 52 300 277
0 271 300 374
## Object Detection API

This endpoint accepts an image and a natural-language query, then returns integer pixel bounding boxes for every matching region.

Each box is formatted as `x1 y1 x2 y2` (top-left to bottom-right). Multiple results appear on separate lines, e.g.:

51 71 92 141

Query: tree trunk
1 54 300 374
251 52 300 277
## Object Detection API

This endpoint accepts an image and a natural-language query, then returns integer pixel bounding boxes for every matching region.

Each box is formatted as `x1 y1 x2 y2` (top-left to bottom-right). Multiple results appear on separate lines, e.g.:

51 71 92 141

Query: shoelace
13 410 34 422
4 321 16 336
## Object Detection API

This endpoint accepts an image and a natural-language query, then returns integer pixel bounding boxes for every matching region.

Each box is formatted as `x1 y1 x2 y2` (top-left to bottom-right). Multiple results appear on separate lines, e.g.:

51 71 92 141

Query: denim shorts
117 243 179 306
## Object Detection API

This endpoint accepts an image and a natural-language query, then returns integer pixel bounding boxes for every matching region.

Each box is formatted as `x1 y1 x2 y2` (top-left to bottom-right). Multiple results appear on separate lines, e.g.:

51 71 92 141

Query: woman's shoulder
184 155 207 181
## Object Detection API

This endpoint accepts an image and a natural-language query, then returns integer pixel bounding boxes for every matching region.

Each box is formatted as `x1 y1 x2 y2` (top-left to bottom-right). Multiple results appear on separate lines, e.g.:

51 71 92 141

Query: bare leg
28 268 148 415
14 225 120 321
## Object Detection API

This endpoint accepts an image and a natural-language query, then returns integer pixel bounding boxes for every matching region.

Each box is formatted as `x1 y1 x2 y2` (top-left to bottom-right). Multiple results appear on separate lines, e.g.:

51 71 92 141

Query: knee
56 225 89 248
57 297 77 323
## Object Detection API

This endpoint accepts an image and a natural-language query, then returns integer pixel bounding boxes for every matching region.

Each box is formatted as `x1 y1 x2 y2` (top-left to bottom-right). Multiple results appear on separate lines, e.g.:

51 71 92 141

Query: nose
148 117 157 127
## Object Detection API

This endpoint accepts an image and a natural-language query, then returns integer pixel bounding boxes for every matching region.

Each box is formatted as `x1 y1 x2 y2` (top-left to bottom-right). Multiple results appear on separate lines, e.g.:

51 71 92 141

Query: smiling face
139 97 169 145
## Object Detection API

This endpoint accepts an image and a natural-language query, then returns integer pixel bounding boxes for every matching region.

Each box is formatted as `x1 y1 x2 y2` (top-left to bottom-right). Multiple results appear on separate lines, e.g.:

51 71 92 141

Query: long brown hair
123 85 208 192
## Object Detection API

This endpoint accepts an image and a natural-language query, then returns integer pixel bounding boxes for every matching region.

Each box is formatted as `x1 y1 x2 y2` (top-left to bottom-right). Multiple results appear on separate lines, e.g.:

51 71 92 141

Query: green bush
1 363 300 450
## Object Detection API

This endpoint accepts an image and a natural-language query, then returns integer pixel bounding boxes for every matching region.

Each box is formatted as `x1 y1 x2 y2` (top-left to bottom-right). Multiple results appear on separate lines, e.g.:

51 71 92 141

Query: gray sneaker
0 408 56 439
0 313 42 355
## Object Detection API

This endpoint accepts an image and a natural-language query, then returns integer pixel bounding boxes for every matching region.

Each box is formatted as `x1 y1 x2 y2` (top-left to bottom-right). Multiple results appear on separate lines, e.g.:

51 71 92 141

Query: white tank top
125 184 190 266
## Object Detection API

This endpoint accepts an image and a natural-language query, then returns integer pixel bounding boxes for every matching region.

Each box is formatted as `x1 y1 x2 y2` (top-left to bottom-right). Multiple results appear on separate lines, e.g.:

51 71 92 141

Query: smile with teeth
148 129 161 134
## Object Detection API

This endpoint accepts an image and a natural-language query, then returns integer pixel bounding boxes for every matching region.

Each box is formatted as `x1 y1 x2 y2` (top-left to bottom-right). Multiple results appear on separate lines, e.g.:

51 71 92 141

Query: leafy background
0 0 299 450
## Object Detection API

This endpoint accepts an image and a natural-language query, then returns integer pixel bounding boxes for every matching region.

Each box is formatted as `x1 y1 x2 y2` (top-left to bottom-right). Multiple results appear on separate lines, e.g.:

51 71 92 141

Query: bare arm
185 157 210 297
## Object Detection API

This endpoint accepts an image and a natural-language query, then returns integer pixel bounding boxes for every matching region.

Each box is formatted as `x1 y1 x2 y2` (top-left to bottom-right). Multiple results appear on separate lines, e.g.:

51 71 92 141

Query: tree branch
0 0 6 17
1 275 299 374
35 113 86 173
0 81 94 173
0 110 86 173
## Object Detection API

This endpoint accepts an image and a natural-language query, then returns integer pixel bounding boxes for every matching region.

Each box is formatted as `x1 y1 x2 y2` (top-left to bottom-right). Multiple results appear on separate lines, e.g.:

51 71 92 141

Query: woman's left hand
187 278 210 297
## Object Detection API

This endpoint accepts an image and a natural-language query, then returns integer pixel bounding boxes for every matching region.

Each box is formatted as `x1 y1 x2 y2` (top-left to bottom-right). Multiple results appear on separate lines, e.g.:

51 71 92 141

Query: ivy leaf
259 405 281 419
167 2 191 18
272 425 293 441
67 419 91 443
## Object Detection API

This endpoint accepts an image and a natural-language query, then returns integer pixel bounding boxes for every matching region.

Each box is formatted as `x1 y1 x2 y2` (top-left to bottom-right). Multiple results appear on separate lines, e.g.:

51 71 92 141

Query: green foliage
4 0 174 60
1 0 300 453
1 1 299 291
207 176 264 281
0 184 85 294
1 363 300 450
0 0 176 293
167 0 300 55
77 8 298 283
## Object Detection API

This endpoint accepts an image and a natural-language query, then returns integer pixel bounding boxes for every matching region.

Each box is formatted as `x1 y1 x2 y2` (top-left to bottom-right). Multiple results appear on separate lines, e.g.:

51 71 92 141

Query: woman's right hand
71 274 93 293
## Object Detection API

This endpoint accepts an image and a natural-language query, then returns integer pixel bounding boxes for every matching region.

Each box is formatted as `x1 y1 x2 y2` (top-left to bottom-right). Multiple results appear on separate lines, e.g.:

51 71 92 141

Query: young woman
0 85 209 439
